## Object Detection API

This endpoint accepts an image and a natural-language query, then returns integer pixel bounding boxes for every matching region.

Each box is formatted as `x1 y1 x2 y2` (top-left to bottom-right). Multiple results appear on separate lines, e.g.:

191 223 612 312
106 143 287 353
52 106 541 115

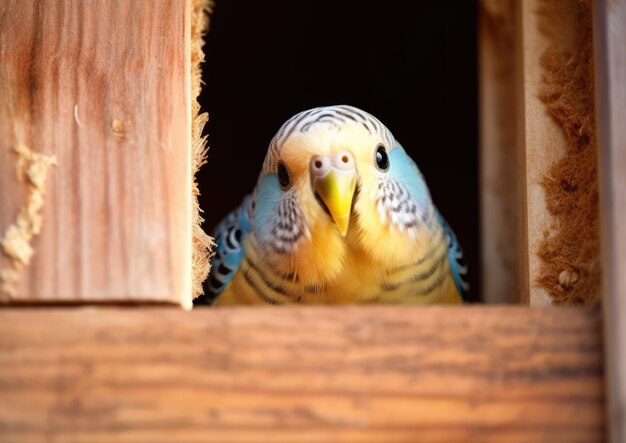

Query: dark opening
197 1 480 301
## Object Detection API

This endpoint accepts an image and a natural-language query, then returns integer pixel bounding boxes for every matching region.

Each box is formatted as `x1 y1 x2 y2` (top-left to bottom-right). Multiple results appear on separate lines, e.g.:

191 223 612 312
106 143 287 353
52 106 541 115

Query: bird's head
251 105 435 283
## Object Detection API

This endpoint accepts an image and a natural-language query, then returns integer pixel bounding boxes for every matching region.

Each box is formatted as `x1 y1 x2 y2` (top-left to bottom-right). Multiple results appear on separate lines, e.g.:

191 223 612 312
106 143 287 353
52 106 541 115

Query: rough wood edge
534 0 600 306
0 145 57 298
516 0 598 306
191 0 214 301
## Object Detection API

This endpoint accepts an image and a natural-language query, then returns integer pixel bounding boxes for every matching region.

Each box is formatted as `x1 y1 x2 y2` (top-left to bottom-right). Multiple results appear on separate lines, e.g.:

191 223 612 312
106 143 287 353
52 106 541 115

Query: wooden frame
479 0 520 304
0 307 604 442
0 0 192 308
594 0 626 441
0 0 623 441
481 0 600 307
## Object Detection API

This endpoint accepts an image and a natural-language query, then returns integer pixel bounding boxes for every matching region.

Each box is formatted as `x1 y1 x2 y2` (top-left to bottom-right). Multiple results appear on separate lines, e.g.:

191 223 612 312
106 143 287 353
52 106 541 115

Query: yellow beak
314 169 357 237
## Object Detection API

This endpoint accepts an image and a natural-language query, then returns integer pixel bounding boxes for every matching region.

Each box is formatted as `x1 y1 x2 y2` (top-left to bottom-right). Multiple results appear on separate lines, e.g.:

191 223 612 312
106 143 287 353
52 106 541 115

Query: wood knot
111 119 126 140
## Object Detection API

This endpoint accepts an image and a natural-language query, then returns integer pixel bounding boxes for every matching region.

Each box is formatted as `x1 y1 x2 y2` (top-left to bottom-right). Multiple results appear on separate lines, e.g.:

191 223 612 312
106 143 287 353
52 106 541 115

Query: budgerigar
196 105 468 306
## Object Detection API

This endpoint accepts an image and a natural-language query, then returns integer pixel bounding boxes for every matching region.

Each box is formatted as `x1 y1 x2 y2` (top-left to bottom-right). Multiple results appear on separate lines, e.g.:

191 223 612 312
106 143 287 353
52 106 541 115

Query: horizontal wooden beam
0 306 604 442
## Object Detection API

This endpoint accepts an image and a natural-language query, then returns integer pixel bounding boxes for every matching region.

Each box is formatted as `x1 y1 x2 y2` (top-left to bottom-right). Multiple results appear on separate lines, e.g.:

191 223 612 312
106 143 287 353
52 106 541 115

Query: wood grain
478 0 521 303
0 1 192 306
593 1 626 441
516 0 584 306
0 306 605 443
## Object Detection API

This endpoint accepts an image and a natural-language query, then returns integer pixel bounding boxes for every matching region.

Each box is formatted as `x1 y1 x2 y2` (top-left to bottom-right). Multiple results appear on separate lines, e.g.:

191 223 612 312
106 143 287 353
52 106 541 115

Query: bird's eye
277 161 292 190
375 145 390 171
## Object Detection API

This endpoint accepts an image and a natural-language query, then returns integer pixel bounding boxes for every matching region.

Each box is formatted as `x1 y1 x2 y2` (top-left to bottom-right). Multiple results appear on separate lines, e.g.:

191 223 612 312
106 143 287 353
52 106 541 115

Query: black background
197 1 481 301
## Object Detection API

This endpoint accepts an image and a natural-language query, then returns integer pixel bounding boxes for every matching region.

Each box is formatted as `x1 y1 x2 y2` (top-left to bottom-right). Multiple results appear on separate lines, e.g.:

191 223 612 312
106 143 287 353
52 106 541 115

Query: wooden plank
517 0 565 306
0 306 605 443
516 0 595 306
0 1 192 307
593 1 626 441
478 0 520 303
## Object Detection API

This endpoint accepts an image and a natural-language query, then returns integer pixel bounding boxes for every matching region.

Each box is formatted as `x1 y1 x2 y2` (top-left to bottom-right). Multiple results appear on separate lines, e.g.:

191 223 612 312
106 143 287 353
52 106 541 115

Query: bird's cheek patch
376 180 423 232
387 148 432 208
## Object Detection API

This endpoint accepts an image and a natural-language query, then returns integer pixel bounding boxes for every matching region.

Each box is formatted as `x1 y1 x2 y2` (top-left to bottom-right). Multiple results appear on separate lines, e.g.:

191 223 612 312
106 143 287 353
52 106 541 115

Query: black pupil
278 163 291 188
376 146 389 170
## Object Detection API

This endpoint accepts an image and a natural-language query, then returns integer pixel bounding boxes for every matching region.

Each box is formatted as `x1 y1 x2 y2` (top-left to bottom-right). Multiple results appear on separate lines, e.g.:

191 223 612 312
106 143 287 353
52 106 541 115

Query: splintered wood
515 0 599 306
0 1 192 306
0 306 605 443
0 144 56 296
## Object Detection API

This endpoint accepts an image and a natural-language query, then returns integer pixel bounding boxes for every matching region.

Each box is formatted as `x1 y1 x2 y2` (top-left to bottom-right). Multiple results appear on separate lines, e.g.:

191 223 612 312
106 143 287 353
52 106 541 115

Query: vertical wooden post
0 1 192 307
478 0 521 304
516 0 566 306
516 0 597 306
594 1 626 441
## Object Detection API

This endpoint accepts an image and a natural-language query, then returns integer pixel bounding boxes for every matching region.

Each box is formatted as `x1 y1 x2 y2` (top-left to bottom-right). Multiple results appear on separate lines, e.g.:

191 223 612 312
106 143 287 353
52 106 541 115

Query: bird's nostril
315 160 322 169
342 155 349 164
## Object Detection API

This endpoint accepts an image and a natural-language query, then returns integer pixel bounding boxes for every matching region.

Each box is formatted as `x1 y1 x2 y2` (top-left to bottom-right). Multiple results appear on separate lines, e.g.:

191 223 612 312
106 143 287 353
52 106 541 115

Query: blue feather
197 195 253 304
388 147 431 207
253 173 283 245
436 210 469 300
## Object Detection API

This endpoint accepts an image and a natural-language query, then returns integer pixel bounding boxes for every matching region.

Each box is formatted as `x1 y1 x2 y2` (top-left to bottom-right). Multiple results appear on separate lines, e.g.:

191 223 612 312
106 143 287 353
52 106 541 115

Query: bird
195 105 468 306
